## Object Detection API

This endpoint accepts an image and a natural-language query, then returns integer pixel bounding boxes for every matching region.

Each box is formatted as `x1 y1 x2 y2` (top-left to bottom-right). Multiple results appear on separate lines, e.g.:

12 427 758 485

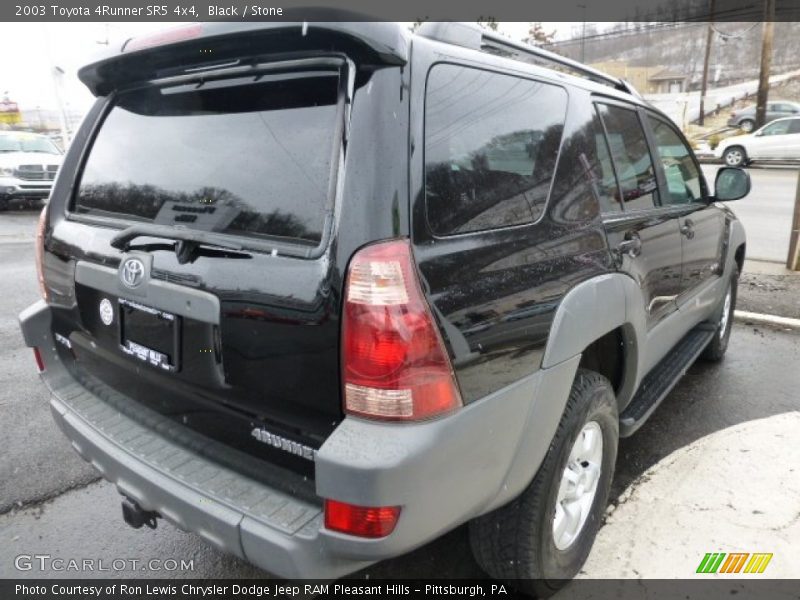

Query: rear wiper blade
111 224 244 253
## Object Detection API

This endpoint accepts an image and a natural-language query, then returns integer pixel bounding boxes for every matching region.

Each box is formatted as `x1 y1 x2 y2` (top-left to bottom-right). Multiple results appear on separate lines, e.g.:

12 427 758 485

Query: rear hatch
42 26 407 477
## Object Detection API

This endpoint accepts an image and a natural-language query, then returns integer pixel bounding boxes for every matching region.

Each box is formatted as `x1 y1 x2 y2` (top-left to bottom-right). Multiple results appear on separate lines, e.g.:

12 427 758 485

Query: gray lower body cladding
19 299 578 578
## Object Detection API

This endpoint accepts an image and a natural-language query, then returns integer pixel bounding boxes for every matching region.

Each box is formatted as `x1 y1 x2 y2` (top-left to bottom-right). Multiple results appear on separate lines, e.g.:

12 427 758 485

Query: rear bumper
19 300 577 578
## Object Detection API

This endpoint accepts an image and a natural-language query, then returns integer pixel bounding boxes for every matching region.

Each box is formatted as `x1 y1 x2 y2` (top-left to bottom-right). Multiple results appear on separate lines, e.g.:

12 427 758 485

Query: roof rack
416 22 640 97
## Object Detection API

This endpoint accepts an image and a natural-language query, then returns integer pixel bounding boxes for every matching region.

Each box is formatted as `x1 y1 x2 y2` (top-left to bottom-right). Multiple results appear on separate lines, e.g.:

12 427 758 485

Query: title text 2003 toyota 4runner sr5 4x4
20 21 749 596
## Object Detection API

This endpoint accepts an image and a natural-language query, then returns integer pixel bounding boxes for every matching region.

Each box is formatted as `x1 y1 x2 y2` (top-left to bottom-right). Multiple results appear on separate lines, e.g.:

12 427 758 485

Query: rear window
424 64 567 236
75 73 341 247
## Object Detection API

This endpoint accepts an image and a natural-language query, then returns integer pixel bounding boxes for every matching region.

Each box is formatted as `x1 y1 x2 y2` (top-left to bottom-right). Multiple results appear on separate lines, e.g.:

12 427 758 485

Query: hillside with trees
546 22 800 89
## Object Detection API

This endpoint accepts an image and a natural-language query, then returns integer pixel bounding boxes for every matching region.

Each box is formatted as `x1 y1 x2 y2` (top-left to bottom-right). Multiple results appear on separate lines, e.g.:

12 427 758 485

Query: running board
619 325 716 437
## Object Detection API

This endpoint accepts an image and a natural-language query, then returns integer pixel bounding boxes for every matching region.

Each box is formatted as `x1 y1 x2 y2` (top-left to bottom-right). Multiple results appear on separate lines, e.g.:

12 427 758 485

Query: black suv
19 21 749 595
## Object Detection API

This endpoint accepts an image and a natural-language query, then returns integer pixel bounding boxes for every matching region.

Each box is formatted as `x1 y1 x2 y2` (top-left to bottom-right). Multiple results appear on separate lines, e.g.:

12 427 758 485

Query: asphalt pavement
0 206 798 582
0 241 100 516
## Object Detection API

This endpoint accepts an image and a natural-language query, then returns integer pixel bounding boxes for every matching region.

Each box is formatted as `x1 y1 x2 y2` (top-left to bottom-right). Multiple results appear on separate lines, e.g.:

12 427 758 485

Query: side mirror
714 167 751 202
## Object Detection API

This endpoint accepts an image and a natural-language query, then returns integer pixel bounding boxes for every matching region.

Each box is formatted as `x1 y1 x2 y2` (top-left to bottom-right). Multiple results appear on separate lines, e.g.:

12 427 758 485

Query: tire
0 196 8 212
470 369 618 598
701 267 738 362
739 119 755 133
723 146 747 167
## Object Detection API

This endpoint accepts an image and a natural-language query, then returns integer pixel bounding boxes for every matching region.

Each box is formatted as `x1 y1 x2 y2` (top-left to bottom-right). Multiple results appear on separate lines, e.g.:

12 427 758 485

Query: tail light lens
341 239 462 421
33 347 45 372
35 206 48 302
324 499 400 538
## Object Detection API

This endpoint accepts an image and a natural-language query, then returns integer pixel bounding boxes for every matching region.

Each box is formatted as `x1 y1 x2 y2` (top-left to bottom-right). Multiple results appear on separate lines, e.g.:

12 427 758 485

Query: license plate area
119 298 181 372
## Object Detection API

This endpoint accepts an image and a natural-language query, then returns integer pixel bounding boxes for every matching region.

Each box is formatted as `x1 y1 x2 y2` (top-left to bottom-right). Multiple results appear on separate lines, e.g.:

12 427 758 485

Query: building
588 61 660 94
588 62 688 95
647 69 688 94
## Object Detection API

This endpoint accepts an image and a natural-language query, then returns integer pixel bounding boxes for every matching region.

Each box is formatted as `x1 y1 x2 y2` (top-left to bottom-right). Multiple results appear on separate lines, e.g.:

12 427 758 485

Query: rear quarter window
424 64 568 236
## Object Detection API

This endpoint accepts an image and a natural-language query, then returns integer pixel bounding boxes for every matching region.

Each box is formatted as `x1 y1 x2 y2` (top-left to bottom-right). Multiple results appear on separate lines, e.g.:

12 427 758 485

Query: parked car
19 21 749 596
727 101 800 133
715 116 800 166
0 131 63 210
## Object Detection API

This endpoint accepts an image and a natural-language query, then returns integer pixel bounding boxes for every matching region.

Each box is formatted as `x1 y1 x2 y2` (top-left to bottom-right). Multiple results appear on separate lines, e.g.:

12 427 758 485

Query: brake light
341 239 462 421
324 499 400 538
33 347 45 372
125 24 203 52
35 206 48 302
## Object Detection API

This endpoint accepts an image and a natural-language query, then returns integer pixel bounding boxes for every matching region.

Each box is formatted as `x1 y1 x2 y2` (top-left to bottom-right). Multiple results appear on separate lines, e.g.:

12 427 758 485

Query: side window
789 119 800 134
595 104 659 211
761 120 792 136
647 116 704 205
424 64 567 235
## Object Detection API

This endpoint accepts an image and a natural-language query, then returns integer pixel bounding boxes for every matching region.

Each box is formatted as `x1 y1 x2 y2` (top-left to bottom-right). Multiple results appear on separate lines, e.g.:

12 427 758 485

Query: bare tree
477 17 499 32
523 22 556 46
409 19 427 33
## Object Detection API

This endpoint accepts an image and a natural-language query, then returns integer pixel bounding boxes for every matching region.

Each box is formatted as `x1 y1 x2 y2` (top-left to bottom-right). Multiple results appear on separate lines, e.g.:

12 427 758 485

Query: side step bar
620 325 716 437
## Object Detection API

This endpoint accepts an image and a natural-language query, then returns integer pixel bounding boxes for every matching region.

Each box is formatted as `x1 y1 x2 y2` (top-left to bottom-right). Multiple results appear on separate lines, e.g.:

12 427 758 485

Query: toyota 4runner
19 21 749 596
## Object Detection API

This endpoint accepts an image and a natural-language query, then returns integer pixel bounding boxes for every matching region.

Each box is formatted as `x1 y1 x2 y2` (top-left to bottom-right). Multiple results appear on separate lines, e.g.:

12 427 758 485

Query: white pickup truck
0 131 63 210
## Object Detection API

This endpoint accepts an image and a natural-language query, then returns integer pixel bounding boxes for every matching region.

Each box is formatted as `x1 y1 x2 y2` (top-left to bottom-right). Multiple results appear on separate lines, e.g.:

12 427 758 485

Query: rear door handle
680 219 695 239
617 235 642 258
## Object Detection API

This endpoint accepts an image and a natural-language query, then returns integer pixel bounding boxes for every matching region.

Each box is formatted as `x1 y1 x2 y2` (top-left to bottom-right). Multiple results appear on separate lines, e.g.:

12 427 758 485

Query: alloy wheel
719 284 732 339
724 148 744 167
552 421 603 551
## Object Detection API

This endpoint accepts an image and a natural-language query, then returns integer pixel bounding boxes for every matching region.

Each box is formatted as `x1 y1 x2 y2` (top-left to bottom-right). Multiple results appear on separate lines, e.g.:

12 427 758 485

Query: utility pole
698 0 716 126
755 0 775 128
788 172 800 271
40 24 70 144
578 4 587 62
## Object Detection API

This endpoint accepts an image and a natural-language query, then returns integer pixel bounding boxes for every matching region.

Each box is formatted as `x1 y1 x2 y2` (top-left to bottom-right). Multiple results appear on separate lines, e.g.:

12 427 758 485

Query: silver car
727 101 800 133
715 116 800 166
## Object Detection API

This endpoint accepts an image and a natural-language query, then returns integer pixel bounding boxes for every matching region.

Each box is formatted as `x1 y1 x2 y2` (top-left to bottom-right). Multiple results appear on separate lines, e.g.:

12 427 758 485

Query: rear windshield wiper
107 220 324 261
111 224 246 263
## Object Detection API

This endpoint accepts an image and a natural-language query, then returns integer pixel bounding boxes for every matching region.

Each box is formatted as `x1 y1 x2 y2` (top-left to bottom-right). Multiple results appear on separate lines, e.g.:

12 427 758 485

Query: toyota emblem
120 257 145 288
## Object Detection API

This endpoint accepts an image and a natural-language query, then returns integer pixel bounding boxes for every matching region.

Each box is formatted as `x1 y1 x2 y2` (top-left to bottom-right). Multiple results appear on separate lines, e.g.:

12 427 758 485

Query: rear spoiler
78 21 409 96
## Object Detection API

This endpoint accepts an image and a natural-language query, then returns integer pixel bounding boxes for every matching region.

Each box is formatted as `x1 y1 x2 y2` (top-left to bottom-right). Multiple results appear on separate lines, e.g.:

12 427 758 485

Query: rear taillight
324 499 400 538
33 347 45 372
341 239 462 421
35 206 48 302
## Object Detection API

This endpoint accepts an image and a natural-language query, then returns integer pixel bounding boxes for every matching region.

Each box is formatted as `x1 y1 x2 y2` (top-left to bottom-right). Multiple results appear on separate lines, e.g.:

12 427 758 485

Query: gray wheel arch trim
725 218 746 274
541 273 643 371
540 273 646 410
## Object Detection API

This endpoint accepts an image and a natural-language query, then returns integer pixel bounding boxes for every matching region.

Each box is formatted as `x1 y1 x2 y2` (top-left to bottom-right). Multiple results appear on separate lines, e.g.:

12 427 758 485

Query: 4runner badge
251 427 316 461
120 257 145 288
